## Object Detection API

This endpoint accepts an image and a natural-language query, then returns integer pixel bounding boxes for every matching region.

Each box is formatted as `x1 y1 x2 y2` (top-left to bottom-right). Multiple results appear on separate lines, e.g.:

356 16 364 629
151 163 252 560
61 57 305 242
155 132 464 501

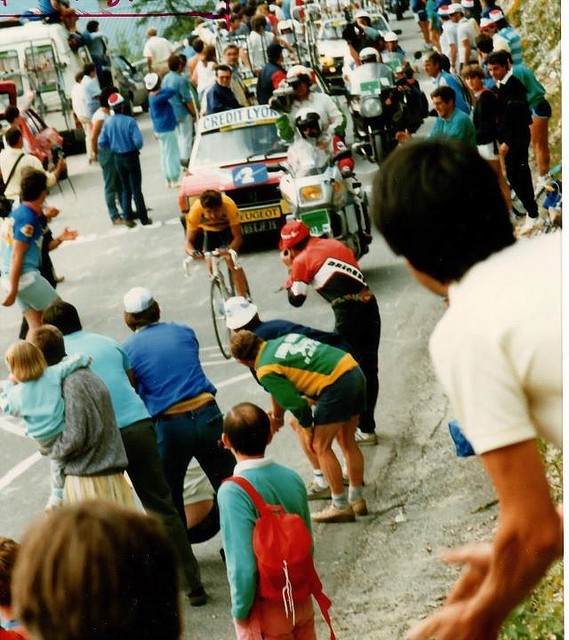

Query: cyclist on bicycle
184 189 249 298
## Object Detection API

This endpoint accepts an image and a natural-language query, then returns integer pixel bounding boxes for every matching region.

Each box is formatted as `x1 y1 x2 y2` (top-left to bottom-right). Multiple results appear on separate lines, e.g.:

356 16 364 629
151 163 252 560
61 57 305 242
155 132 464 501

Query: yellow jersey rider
185 189 249 298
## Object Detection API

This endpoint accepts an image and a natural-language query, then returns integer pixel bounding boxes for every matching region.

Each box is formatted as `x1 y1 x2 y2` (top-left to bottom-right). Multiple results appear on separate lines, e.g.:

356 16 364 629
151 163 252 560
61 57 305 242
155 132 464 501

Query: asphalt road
0 13 496 640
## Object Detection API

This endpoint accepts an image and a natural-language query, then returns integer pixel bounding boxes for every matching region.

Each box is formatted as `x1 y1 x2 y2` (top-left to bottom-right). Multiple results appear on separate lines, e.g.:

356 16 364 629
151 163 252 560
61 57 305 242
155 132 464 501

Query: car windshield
319 21 347 40
190 122 282 169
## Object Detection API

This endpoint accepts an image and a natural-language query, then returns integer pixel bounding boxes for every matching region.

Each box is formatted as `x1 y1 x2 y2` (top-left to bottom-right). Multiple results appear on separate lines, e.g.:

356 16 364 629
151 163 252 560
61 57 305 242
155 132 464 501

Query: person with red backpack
218 403 335 640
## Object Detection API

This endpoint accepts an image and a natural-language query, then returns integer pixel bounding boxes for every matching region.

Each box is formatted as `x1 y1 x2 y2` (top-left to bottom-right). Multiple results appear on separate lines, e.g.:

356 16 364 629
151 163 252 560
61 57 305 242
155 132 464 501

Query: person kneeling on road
230 330 367 523
224 295 355 501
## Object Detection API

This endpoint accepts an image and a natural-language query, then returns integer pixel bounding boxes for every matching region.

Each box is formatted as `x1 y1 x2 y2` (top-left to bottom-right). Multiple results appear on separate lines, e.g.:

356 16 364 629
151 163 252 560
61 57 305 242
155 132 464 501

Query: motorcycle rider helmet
354 9 372 22
359 47 380 64
286 65 314 87
294 109 322 139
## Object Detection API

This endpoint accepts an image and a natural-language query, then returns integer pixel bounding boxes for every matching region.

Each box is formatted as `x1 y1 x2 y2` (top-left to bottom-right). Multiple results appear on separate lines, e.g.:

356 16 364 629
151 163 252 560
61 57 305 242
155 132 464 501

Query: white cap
437 5 450 16
354 9 371 19
461 0 475 8
488 8 505 22
123 287 155 313
448 2 463 13
224 296 258 330
144 72 159 91
384 31 398 42
108 92 124 109
479 16 492 27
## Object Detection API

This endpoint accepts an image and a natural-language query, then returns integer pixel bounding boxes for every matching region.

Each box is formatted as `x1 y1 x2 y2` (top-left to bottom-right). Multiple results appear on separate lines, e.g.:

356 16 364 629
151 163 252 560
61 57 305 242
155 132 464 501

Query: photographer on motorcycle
271 65 354 173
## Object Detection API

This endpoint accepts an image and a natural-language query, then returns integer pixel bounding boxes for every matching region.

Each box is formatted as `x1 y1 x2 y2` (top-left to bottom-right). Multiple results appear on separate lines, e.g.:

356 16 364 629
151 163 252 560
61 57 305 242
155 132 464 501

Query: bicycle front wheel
210 279 232 359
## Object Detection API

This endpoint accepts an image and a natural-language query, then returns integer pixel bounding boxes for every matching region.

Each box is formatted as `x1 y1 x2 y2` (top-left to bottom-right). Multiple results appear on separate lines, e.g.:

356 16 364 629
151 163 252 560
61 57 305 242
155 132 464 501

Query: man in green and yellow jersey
230 331 367 523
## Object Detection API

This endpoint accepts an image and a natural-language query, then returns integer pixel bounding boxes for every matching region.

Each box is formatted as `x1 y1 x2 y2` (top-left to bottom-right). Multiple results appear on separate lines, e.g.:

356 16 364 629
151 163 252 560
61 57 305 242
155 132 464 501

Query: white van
0 20 90 153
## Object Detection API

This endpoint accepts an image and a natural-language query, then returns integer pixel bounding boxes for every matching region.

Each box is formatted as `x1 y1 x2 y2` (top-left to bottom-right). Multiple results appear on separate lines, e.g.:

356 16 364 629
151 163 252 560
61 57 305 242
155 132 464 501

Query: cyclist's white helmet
360 47 380 63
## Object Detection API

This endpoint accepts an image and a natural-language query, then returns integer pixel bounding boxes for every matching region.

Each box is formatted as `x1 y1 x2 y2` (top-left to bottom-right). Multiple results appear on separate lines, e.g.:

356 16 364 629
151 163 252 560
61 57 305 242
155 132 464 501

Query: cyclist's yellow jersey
186 194 241 233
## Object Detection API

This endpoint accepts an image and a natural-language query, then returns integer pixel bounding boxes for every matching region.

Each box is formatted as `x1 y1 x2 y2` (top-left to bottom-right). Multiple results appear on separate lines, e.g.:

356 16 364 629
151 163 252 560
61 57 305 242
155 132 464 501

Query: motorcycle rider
348 47 394 96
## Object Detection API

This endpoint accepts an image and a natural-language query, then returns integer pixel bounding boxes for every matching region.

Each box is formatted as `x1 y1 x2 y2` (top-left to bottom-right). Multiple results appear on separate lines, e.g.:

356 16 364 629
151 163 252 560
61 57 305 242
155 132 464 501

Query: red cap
279 220 311 250
108 92 125 109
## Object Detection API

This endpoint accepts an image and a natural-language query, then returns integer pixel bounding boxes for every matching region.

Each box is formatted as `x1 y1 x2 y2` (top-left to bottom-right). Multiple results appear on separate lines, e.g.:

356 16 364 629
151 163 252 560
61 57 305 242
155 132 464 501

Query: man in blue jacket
98 93 152 227
205 65 241 115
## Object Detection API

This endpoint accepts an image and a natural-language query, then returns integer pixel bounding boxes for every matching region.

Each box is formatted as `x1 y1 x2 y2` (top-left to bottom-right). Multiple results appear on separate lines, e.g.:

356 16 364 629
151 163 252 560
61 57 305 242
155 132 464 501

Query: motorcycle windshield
287 139 329 177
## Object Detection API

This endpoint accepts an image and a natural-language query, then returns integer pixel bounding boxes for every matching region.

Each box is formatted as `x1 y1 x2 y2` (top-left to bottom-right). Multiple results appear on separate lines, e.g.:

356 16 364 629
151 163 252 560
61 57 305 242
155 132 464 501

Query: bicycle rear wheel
210 278 232 359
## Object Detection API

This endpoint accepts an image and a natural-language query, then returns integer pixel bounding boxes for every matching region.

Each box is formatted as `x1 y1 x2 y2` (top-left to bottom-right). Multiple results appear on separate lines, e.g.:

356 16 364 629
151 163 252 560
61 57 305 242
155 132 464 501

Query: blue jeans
176 116 194 163
98 147 122 221
114 151 149 223
157 130 181 182
121 419 202 591
155 402 235 523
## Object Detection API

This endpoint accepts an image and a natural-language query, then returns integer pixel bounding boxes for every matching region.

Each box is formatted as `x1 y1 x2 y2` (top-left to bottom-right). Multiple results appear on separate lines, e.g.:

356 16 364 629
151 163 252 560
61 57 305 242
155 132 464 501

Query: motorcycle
268 143 372 259
349 68 427 165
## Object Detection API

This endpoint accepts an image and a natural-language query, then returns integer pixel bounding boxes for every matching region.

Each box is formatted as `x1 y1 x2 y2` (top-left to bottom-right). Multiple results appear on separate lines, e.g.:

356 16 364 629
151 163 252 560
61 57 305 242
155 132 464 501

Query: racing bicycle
184 249 250 359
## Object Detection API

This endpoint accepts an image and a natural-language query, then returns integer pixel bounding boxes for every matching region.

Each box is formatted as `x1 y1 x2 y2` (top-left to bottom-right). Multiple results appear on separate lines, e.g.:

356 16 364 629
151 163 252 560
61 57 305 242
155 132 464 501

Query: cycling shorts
203 227 233 252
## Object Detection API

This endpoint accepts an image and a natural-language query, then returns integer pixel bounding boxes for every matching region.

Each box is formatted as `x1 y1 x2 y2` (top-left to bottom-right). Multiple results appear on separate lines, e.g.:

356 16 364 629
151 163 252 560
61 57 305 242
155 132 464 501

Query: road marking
0 452 42 493
56 218 179 247
217 372 252 389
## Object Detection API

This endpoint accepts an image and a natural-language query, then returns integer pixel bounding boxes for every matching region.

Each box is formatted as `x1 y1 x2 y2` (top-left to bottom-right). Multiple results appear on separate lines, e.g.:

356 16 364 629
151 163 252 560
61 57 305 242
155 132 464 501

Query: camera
269 81 295 113
51 144 68 179
52 144 65 164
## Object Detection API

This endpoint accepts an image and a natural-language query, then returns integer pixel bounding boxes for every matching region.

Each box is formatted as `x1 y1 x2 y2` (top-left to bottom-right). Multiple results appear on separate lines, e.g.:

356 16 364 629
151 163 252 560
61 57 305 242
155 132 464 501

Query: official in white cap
122 286 236 603
97 91 152 228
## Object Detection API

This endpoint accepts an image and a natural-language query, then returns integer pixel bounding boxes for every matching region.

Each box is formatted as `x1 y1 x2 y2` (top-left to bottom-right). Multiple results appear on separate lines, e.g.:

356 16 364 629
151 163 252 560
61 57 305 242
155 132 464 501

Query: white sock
349 486 364 502
313 470 328 488
332 492 349 510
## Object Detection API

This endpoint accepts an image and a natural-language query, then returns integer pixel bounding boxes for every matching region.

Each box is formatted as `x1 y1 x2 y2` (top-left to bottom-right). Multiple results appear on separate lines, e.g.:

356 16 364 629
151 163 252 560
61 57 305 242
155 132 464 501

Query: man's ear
221 432 232 451
405 259 449 297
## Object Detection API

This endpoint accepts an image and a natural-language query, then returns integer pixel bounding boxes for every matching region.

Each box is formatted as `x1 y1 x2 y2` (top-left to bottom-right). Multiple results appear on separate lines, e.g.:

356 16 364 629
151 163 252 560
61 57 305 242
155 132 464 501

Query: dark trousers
334 297 381 434
120 419 202 592
154 402 236 530
505 143 538 218
114 152 149 223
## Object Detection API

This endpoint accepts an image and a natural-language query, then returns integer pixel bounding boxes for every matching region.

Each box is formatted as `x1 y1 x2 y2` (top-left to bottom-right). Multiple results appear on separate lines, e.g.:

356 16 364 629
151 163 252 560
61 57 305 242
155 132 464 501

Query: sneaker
519 214 538 236
311 503 356 523
188 585 208 607
124 219 136 228
306 481 332 501
141 218 153 226
355 429 378 446
350 498 369 516
112 218 125 226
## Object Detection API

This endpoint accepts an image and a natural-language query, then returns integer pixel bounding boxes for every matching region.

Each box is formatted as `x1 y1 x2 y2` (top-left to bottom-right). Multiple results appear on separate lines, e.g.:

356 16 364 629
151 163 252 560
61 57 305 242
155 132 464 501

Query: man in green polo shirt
230 331 367 523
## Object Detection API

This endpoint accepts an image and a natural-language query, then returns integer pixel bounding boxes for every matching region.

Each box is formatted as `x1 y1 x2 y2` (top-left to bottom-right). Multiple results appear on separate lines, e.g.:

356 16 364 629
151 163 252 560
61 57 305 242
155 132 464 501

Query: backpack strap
2 153 25 191
225 475 336 640
226 475 272 515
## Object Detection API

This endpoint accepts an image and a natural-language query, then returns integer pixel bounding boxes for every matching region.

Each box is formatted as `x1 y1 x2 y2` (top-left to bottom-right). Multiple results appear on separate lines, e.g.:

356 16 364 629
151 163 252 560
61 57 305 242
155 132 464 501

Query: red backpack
227 476 336 639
